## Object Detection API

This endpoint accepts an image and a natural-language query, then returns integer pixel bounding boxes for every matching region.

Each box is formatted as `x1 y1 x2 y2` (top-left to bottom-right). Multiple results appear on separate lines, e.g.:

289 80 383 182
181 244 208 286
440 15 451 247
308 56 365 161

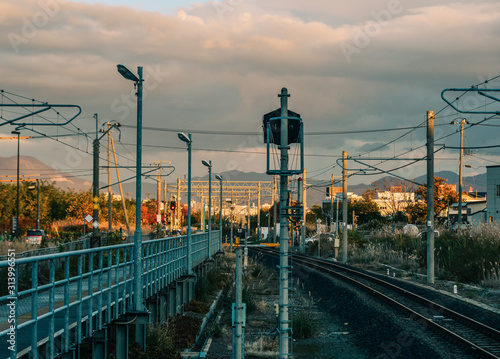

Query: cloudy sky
1 0 499 193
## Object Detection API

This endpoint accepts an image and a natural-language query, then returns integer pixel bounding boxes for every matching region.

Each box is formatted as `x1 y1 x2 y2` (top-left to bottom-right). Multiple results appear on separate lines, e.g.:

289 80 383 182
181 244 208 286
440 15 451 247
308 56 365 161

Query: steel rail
253 247 500 359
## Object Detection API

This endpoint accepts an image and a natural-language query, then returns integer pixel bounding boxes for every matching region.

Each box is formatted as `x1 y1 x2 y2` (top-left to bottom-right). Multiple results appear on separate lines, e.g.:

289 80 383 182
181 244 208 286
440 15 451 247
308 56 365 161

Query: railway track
252 246 500 359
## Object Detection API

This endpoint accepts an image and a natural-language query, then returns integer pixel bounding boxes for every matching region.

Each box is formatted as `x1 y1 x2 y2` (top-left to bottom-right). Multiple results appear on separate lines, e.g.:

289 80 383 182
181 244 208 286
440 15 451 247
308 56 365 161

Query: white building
375 190 415 216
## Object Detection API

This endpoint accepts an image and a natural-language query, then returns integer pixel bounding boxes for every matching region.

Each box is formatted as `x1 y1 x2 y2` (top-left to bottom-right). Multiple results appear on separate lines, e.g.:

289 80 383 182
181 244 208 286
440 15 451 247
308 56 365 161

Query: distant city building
486 165 500 222
374 190 415 216
448 200 487 224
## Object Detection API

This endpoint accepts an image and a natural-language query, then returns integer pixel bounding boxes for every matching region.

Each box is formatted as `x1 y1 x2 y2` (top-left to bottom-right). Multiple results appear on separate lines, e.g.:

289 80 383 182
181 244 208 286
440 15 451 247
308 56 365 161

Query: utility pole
301 169 307 253
451 118 469 224
257 182 261 240
335 194 339 237
110 137 131 234
273 175 278 243
201 193 205 233
92 114 100 247
36 179 40 230
11 130 20 238
164 180 168 235
108 123 112 232
177 178 181 232
330 174 334 234
230 188 234 248
156 162 162 238
427 110 435 284
342 150 348 264
92 116 121 247
247 189 251 239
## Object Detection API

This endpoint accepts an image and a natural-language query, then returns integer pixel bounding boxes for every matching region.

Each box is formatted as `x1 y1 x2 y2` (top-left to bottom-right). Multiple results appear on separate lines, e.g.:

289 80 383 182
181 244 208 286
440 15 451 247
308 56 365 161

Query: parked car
26 229 46 245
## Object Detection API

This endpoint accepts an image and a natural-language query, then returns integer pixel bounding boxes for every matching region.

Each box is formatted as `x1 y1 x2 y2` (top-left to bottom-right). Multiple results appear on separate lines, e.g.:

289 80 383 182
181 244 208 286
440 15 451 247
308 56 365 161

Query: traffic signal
170 201 176 211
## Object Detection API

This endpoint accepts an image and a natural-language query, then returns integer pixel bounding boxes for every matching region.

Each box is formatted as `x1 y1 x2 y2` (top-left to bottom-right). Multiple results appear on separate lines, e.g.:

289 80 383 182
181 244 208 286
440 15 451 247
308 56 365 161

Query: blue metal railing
0 231 220 359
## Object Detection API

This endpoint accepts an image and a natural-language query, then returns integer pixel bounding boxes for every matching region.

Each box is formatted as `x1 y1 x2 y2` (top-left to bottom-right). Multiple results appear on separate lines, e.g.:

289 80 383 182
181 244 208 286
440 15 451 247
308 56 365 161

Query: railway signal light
170 201 176 211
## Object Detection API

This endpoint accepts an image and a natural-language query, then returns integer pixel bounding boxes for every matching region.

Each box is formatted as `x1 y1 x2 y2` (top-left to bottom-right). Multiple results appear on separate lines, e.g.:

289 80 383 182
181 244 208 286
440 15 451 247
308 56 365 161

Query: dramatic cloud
0 0 499 186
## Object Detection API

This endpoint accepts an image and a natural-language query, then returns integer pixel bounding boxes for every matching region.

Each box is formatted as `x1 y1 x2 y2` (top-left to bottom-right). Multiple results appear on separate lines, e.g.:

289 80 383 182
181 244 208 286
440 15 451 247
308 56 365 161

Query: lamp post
117 63 144 313
11 130 20 238
178 132 193 274
202 160 212 256
215 174 223 251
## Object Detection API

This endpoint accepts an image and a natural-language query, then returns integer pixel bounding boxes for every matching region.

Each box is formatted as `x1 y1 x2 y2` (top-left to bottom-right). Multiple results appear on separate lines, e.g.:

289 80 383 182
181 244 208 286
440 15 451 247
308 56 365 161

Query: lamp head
202 160 211 168
117 64 139 82
215 174 223 181
177 132 191 144
11 131 20 135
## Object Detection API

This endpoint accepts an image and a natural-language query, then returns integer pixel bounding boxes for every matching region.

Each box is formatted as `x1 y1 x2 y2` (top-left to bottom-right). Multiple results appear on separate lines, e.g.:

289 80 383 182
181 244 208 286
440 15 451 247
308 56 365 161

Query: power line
120 124 428 136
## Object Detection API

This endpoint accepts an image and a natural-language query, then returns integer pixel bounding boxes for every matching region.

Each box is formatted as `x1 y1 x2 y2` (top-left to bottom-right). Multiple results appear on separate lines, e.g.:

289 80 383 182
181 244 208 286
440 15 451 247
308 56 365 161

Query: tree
349 197 382 224
306 204 325 225
407 177 458 221
406 202 427 223
66 189 93 221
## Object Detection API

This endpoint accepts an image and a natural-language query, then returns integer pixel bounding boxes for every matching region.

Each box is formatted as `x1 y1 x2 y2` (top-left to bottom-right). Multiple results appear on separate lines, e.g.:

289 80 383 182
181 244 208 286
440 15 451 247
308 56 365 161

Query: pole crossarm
441 88 500 114
0 104 82 128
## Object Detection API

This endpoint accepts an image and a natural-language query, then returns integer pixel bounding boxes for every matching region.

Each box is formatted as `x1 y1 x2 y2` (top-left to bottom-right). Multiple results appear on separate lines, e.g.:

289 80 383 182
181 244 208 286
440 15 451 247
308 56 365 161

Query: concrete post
233 247 244 359
342 151 348 264
92 328 107 359
159 289 168 323
115 324 128 359
427 110 435 284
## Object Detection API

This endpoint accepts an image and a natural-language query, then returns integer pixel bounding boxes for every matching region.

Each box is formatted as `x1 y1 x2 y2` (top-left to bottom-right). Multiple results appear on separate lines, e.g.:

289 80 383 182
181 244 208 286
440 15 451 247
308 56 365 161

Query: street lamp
11 130 20 238
178 132 193 274
202 160 212 256
117 63 144 315
215 174 223 251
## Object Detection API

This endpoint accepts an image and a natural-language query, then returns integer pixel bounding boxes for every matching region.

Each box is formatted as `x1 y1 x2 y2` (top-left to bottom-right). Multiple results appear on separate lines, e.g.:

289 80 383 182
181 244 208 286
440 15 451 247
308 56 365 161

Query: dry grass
0 240 57 256
245 336 279 358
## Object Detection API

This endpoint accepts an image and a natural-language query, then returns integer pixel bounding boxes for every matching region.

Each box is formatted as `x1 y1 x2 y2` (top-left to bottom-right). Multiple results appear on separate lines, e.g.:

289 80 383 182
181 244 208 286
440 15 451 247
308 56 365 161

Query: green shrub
242 285 257 313
293 310 316 339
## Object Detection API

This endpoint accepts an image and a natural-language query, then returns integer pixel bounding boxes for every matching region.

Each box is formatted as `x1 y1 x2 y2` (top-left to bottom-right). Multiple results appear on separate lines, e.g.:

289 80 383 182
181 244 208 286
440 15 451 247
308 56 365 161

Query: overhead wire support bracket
441 88 500 114
0 103 82 128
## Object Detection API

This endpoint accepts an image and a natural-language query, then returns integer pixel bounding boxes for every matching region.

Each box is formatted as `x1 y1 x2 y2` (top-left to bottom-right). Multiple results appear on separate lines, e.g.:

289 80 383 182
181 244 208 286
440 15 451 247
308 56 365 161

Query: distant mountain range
0 157 487 206
0 156 91 191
